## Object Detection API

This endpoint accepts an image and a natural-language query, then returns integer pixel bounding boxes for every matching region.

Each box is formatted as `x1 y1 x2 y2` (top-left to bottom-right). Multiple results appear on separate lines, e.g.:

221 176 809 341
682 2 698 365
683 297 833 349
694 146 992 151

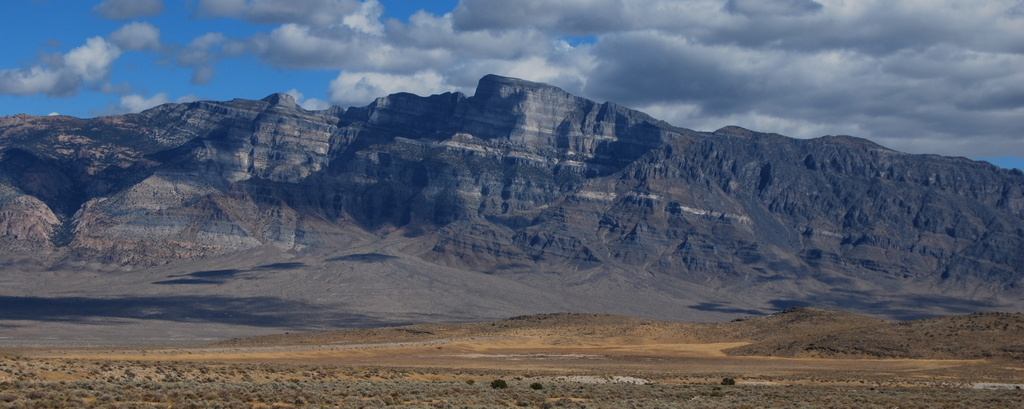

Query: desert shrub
721 377 736 386
530 382 544 390
466 379 475 385
490 379 509 389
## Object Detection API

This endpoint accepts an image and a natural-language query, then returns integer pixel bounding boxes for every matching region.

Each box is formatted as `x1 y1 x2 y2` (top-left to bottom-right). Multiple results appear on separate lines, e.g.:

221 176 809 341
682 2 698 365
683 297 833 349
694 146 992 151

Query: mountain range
0 74 1021 340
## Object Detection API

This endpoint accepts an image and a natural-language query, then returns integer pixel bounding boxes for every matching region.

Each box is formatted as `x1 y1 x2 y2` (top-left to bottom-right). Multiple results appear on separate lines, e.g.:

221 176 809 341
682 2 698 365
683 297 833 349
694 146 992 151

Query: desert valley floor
1 310 1022 408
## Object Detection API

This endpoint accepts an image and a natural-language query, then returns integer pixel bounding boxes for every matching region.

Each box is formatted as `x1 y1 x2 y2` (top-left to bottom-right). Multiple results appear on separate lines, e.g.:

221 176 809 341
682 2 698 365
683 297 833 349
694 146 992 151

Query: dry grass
1 356 1022 408
3 309 1023 407
726 310 1024 360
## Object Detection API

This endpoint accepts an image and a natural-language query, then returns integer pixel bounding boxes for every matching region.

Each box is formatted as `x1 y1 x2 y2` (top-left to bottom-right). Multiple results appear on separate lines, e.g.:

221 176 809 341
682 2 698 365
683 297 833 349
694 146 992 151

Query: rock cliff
1 75 1021 320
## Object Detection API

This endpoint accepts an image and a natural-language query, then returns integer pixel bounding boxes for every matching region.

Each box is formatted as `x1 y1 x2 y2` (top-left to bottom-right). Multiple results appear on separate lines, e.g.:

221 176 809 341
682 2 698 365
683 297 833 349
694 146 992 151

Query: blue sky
1 0 1022 170
1 0 457 117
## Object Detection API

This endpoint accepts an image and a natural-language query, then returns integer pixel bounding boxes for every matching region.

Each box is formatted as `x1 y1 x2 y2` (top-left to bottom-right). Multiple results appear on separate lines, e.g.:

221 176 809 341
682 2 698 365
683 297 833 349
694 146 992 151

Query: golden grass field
2 309 1022 408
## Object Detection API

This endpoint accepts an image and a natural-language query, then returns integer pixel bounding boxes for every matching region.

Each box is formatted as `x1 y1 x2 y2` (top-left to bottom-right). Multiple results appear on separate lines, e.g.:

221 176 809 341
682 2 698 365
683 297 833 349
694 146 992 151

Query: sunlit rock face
1 74 1022 313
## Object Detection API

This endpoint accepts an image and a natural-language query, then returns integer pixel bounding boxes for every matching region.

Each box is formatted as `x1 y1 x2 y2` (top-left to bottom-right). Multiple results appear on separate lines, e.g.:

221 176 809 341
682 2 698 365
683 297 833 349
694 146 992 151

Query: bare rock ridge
1 74 1022 320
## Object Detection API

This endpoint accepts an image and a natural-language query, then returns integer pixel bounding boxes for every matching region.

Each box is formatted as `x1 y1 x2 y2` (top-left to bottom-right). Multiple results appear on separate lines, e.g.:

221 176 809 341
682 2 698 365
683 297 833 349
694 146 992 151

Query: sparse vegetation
48 218 76 248
0 357 1020 409
490 378 508 389
1 310 1022 407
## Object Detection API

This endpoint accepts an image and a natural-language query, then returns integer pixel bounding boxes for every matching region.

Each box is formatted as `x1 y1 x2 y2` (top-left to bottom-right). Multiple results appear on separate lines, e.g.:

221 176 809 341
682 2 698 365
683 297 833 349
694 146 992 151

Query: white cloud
64 37 122 83
196 0 361 26
285 88 332 110
0 37 121 98
0 66 63 96
194 0 246 17
640 101 866 140
176 33 228 85
451 0 630 34
258 24 354 68
342 0 385 35
179 0 1017 158
120 93 170 113
8 0 1019 159
448 55 594 97
724 0 823 17
387 11 555 60
301 98 332 110
152 0 1024 157
252 22 455 72
189 66 215 85
328 70 449 107
93 0 163 20
177 33 226 66
109 22 161 52
551 1 1024 158
175 94 202 104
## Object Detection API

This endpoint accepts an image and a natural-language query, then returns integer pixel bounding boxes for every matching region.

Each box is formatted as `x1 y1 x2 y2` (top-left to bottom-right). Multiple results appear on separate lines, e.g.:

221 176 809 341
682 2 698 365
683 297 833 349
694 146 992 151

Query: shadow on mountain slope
690 302 766 315
769 290 1001 321
153 262 308 285
0 295 385 328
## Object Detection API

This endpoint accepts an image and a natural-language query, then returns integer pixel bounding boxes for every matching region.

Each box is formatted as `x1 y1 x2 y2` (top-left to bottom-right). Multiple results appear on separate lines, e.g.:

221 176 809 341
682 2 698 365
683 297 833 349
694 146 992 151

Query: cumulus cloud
148 0 1024 157
193 0 246 17
195 0 361 26
723 0 823 16
450 0 731 36
106 93 201 116
0 67 63 96
285 88 332 110
0 37 121 97
120 93 170 113
558 0 1024 158
9 0 1019 159
582 25 1024 157
250 22 454 71
255 24 354 68
109 22 161 52
451 0 630 34
342 0 385 35
177 33 227 66
93 0 163 20
63 37 122 83
328 70 450 107
387 11 555 60
175 94 202 104
176 33 230 85
190 65 216 85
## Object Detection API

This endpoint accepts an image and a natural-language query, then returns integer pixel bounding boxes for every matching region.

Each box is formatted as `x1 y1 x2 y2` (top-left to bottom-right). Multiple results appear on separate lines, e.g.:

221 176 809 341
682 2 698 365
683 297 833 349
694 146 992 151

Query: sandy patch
971 383 1024 389
553 375 652 384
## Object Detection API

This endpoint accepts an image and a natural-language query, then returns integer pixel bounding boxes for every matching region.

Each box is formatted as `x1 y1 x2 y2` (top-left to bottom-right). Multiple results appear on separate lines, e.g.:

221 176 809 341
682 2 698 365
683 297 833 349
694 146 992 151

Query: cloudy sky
2 0 1022 168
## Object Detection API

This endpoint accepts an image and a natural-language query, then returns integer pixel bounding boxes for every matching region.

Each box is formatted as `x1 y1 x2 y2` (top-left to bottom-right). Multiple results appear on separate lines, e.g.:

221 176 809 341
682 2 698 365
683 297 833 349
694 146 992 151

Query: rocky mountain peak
813 134 894 151
713 125 759 137
472 74 574 101
260 92 298 109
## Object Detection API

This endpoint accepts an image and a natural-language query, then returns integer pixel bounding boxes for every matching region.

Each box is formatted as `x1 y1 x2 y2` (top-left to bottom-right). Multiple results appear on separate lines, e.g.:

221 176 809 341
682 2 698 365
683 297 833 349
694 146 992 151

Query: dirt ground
2 312 1023 407
26 334 1023 386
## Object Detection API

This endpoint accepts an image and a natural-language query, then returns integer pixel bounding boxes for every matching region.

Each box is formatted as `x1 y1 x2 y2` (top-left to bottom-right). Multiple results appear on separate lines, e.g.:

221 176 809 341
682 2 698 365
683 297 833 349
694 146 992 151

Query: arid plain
2 309 1022 408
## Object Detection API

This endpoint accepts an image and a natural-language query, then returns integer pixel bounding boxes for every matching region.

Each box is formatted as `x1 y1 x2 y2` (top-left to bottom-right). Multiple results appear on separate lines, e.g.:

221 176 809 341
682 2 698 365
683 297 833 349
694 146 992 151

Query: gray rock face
1 74 1022 318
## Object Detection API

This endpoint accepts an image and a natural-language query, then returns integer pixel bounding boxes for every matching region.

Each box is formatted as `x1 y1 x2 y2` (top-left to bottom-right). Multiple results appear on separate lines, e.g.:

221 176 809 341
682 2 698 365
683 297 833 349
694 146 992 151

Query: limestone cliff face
1 75 1021 310
498 127 1024 293
0 190 60 250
